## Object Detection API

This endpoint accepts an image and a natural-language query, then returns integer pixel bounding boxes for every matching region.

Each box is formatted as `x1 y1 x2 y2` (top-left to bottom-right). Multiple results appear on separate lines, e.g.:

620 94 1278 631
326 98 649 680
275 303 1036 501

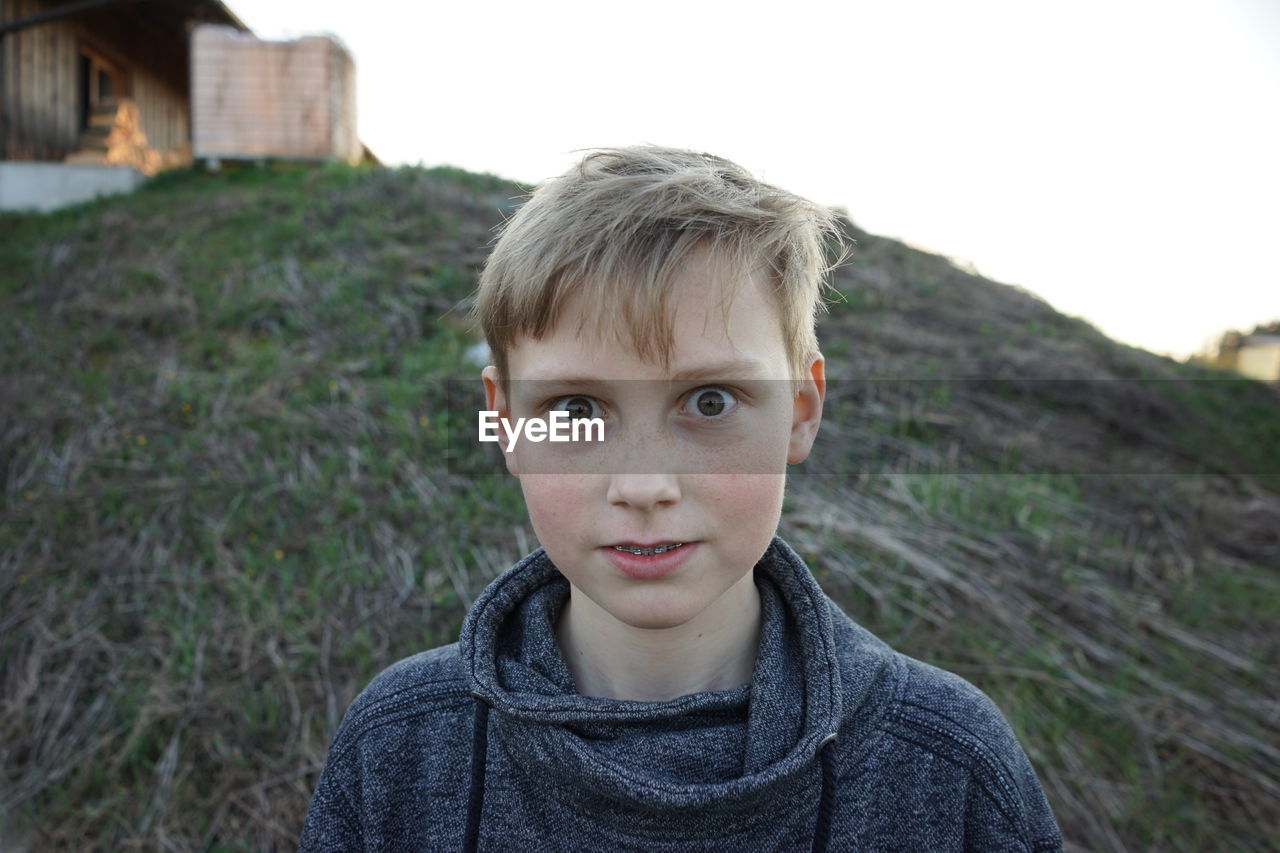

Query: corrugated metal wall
1237 345 1280 382
1 0 191 161
327 41 357 162
192 26 359 163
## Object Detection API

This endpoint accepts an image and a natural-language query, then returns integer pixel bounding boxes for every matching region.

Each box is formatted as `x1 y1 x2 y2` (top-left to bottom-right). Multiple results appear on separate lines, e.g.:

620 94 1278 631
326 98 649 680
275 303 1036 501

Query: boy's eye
550 395 599 420
683 387 738 418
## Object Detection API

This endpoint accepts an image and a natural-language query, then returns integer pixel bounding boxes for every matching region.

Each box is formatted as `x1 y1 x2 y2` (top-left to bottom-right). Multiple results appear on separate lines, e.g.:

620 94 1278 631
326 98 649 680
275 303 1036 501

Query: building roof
0 0 250 38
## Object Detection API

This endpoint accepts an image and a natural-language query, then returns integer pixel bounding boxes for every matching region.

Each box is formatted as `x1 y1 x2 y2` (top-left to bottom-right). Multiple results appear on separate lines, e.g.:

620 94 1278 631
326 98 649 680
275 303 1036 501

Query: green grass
3 162 1278 851
0 163 531 849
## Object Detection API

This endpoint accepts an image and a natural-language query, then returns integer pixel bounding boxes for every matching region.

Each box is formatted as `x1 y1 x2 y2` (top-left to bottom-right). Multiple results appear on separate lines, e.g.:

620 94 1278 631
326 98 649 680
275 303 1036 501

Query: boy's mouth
610 542 685 556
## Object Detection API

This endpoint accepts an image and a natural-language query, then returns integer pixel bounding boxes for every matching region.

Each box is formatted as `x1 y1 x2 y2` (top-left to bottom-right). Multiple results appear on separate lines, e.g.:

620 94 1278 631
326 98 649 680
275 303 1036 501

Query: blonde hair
470 145 848 392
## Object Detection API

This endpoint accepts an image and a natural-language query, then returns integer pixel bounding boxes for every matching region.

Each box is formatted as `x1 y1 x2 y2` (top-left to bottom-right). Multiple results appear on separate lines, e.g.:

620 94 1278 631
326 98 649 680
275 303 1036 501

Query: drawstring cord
464 697 490 852
811 733 838 853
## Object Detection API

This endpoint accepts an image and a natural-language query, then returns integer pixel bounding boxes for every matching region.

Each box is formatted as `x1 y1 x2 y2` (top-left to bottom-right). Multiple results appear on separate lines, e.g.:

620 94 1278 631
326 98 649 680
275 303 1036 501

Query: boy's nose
606 474 680 510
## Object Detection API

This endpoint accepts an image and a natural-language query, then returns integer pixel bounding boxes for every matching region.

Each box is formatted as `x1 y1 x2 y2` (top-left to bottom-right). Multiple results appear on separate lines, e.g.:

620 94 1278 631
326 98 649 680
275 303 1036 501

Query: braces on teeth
613 543 684 556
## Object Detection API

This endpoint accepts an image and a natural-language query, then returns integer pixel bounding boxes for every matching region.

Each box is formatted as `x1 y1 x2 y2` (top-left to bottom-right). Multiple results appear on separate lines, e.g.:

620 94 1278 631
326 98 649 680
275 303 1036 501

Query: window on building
78 47 124 129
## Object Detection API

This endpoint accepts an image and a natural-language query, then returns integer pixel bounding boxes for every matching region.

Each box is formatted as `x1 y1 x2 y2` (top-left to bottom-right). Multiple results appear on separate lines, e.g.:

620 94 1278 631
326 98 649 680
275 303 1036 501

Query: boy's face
481 248 825 631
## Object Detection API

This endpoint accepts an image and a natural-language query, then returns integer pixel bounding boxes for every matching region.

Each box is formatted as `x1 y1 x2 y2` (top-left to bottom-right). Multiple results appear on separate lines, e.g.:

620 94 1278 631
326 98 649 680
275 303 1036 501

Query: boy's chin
596 586 735 633
609 607 701 632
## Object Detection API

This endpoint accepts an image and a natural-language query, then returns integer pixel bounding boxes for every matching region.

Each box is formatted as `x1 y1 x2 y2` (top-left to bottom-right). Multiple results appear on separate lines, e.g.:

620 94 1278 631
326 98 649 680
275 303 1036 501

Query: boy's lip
605 540 687 548
600 541 698 579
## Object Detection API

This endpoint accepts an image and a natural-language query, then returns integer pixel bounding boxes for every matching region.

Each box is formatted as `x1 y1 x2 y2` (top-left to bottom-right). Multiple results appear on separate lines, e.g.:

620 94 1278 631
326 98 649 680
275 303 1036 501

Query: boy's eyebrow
665 359 772 381
523 359 771 386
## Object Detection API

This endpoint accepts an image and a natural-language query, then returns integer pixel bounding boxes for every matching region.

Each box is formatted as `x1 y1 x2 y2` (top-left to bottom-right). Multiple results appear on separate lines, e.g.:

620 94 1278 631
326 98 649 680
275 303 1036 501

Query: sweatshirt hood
460 536 859 836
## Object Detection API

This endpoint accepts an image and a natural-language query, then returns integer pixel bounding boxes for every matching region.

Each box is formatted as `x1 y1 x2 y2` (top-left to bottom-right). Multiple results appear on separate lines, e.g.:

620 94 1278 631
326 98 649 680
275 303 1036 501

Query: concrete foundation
0 162 148 213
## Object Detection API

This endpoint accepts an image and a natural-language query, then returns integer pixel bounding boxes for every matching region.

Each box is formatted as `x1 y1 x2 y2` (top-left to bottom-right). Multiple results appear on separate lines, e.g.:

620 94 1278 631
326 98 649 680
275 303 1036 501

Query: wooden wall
1 0 192 160
2 0 77 159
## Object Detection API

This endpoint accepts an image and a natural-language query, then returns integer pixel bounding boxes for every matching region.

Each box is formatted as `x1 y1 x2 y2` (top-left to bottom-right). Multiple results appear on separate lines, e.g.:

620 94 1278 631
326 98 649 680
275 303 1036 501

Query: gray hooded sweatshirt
299 537 1064 851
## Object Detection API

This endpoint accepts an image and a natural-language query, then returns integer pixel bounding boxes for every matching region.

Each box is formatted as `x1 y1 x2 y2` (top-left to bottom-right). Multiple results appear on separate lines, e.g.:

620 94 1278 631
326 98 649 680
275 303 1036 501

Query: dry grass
1 164 1277 851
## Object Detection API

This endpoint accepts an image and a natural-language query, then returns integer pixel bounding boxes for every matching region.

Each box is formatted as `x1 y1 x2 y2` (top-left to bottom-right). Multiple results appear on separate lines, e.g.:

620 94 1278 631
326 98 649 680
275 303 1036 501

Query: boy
299 146 1064 851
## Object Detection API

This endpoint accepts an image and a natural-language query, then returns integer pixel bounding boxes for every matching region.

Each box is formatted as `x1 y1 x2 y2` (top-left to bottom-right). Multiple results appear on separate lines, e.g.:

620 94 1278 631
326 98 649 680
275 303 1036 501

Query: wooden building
0 0 247 167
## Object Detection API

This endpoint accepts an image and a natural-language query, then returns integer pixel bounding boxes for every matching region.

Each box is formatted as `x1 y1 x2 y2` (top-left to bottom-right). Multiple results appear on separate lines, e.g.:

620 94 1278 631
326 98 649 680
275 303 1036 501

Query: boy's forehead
506 261 791 383
507 333 777 384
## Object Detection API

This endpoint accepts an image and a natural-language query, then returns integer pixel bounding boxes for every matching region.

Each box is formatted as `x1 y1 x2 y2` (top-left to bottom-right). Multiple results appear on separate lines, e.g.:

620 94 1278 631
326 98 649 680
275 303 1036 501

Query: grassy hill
1 163 1277 851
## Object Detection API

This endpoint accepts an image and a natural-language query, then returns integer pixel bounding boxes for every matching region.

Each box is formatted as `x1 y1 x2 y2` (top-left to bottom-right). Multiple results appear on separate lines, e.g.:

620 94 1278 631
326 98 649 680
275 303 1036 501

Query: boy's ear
787 352 825 465
481 365 520 477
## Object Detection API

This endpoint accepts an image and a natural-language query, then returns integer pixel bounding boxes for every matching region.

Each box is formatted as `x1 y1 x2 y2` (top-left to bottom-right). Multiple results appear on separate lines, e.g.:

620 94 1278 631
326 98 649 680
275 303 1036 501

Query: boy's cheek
519 474 594 522
518 476 606 559
709 474 786 515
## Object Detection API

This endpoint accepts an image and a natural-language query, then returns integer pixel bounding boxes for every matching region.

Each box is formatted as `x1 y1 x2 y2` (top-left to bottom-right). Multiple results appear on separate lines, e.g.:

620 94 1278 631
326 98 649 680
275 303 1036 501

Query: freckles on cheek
520 476 588 536
710 475 785 524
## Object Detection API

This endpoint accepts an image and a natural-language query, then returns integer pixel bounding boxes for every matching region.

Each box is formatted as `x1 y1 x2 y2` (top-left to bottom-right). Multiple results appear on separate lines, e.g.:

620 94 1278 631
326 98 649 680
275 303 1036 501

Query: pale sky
232 0 1279 359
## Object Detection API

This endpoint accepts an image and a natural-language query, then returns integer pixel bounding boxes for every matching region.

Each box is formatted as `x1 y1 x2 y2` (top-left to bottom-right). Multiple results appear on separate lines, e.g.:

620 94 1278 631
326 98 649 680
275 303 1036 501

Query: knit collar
460 536 846 835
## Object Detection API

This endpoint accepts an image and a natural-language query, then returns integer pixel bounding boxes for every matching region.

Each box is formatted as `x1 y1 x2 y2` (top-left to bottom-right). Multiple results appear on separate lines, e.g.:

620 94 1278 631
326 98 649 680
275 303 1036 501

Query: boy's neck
554 572 763 702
